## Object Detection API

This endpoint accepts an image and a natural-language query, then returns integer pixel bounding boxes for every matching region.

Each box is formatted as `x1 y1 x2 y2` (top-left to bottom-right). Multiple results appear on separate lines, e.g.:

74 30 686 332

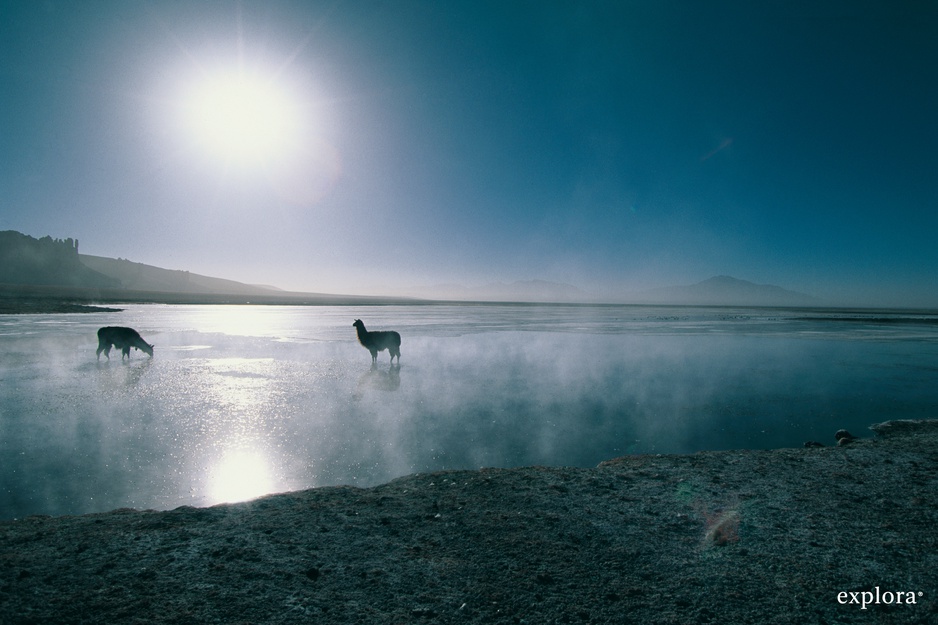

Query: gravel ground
2 420 936 624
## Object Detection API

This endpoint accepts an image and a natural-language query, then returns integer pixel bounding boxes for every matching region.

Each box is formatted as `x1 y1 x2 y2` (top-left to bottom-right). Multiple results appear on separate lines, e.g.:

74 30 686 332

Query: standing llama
96 326 154 360
353 319 401 364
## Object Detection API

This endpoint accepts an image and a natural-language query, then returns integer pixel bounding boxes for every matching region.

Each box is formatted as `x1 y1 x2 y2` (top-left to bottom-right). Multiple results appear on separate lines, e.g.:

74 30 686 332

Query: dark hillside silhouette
79 254 279 296
0 231 118 288
0 231 417 310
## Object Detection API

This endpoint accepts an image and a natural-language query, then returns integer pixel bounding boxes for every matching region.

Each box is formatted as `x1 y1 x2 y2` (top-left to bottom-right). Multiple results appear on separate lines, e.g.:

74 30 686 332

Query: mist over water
2 304 937 519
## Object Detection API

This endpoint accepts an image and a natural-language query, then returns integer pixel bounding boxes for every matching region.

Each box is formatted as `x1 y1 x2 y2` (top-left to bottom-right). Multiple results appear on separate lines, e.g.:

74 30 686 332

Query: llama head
353 319 364 330
140 342 154 357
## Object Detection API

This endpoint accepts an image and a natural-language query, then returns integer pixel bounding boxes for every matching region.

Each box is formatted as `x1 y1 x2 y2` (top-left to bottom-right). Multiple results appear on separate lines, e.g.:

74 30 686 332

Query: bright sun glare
185 69 300 167
208 448 275 504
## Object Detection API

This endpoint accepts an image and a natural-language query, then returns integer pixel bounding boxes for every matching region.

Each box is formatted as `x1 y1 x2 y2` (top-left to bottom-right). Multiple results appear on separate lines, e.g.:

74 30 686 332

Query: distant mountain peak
701 275 747 285
638 275 816 306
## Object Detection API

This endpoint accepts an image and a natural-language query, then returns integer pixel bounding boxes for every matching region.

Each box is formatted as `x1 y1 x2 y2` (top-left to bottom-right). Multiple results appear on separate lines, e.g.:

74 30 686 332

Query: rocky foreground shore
2 420 936 624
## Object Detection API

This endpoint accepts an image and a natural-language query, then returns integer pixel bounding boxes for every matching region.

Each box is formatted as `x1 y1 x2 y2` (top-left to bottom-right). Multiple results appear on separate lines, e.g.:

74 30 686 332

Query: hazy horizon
2 2 937 308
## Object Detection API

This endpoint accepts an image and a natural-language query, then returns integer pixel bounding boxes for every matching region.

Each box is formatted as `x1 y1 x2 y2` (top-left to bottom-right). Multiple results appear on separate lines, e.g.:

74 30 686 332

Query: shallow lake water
2 303 937 519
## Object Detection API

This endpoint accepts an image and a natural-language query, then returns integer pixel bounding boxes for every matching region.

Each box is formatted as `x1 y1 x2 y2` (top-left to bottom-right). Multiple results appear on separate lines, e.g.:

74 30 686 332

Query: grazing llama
96 326 154 360
353 319 401 364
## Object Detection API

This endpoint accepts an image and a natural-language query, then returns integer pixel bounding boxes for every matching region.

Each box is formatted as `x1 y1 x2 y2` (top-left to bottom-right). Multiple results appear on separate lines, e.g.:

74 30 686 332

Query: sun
184 68 301 168
168 27 342 204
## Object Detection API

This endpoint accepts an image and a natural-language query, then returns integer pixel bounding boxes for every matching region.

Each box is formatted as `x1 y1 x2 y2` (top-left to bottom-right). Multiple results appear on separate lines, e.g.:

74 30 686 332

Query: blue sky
2 1 937 306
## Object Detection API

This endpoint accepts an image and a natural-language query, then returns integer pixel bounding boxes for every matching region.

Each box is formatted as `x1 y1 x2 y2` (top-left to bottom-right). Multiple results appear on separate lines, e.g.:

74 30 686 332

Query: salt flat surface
1 303 937 518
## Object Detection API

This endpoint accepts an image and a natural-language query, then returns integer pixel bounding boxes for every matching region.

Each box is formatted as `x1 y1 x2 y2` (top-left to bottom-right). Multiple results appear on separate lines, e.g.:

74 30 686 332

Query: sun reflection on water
193 306 295 338
196 357 285 504
207 448 275 504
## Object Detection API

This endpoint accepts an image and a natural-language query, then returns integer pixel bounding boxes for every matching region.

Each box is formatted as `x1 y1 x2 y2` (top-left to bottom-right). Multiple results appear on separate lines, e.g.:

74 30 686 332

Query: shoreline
2 419 936 623
0 284 421 313
0 298 123 314
4 285 938 315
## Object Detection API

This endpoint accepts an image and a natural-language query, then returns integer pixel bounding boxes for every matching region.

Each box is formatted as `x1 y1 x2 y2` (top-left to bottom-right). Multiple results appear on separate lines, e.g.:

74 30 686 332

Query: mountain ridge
635 275 817 306
78 254 281 297
0 230 118 289
0 231 412 307
2 231 818 306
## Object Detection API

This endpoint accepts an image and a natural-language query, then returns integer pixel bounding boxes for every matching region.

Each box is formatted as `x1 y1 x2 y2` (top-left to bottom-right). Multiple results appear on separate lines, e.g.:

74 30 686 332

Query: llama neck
134 338 153 354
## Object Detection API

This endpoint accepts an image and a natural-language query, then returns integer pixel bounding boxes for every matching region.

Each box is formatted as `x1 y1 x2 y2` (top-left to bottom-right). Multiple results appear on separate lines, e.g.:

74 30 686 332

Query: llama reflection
357 363 401 392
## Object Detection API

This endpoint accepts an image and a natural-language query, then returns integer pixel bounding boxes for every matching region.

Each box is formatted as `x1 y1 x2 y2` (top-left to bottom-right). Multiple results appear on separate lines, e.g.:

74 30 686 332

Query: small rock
803 441 824 448
835 430 856 445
